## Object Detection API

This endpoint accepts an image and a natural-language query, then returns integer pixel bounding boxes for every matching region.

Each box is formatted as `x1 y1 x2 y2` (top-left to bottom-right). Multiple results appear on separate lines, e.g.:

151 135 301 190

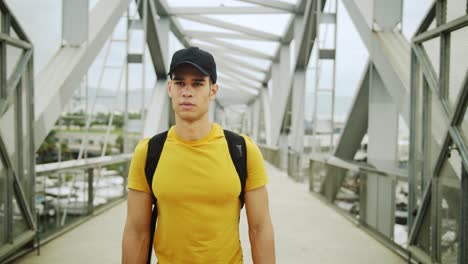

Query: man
122 47 275 263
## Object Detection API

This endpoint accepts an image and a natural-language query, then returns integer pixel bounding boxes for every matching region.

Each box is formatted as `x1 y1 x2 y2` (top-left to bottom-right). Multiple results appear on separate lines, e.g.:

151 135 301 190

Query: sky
5 0 435 113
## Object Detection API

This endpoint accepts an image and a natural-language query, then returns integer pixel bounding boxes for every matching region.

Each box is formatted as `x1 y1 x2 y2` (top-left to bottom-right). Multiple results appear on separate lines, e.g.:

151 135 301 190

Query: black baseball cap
168 47 217 84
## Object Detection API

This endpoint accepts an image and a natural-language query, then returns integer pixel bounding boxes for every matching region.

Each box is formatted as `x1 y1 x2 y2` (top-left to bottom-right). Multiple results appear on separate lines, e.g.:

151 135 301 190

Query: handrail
36 153 132 175
308 154 408 181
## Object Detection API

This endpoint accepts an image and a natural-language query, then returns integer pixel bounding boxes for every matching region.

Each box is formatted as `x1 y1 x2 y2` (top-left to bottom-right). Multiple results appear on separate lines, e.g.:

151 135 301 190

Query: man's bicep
245 186 271 230
125 189 153 233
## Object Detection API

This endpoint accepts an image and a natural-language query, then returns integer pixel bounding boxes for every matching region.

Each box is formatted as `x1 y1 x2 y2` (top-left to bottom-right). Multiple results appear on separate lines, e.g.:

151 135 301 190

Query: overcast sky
6 0 442 121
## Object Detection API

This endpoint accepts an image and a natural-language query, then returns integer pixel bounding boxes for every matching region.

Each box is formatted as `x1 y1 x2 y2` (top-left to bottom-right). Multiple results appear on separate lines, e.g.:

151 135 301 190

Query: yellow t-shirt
127 123 268 264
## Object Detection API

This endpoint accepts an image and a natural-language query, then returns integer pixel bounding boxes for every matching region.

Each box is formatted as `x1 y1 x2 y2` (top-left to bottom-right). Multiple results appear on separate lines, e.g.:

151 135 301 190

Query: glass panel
0 161 5 246
0 106 16 158
334 167 360 219
21 78 32 205
6 30 23 81
415 71 425 202
448 27 468 108
438 157 461 264
395 179 408 247
430 89 447 169
309 160 327 192
398 115 409 169
415 197 432 255
402 0 434 39
12 195 28 237
94 165 125 210
36 160 128 240
422 37 440 78
446 0 466 23
461 109 468 145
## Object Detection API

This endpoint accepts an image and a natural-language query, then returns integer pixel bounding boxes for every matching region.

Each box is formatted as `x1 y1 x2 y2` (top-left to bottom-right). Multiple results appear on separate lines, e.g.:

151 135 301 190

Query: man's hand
245 186 275 264
122 189 153 264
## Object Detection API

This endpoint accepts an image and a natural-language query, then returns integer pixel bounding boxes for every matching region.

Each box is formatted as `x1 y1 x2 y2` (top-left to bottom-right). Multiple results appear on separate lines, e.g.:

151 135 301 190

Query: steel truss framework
0 2 36 262
0 0 467 263
408 1 468 263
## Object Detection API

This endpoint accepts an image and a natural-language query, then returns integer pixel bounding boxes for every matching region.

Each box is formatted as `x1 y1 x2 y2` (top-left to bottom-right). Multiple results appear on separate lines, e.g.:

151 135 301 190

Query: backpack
143 129 247 264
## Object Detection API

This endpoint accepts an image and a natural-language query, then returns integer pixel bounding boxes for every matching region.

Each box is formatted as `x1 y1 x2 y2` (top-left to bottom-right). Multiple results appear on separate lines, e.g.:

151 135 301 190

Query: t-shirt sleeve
242 135 268 192
127 138 152 194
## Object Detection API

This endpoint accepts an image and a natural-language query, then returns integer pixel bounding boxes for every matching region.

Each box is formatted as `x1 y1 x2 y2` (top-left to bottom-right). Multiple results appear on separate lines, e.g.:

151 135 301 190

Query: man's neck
174 117 213 141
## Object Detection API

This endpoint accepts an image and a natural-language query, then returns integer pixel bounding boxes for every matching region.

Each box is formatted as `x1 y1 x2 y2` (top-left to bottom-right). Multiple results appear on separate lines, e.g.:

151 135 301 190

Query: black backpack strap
144 130 168 264
224 130 248 209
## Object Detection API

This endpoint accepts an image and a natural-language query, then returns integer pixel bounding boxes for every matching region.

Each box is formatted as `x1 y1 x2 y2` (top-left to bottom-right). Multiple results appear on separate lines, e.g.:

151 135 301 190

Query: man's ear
167 80 172 98
210 83 219 100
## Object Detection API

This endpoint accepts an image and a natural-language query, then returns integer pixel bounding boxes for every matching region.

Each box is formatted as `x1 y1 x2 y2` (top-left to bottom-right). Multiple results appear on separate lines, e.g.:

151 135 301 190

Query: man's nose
182 86 193 97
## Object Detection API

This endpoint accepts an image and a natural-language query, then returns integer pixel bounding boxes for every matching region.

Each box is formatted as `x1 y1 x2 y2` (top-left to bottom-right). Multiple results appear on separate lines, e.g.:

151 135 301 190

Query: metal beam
185 30 273 41
217 61 265 82
0 33 32 50
215 55 268 74
154 0 190 47
1 50 32 116
461 167 468 264
146 0 170 78
221 83 258 95
177 15 282 42
236 0 297 13
171 6 286 15
451 71 468 126
295 0 320 68
342 0 410 125
414 2 436 35
0 1 30 42
413 14 468 43
218 75 260 90
334 63 370 159
263 0 309 82
194 41 268 64
195 37 275 61
0 136 35 229
34 0 131 150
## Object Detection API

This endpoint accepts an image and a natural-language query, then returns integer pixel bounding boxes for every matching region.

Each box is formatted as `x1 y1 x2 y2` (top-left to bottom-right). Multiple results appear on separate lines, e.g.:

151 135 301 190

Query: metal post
123 162 129 198
87 168 94 215
124 8 130 154
437 0 449 101
2 12 12 244
408 49 419 229
0 13 8 100
431 176 440 262
140 0 148 137
329 0 338 153
6 168 13 243
27 58 36 221
460 167 468 264
15 78 24 199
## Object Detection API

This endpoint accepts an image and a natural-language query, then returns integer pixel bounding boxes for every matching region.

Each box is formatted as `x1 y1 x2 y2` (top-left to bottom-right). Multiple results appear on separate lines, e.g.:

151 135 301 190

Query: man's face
168 64 218 122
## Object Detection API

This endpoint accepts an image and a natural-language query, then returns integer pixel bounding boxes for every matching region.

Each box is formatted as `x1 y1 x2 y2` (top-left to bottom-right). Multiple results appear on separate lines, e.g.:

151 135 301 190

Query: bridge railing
34 154 131 244
258 146 412 260
310 156 411 259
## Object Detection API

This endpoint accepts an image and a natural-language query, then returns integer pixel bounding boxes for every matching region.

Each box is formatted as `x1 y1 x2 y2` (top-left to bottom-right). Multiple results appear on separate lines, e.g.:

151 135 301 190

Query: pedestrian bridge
16 162 406 264
1 0 467 263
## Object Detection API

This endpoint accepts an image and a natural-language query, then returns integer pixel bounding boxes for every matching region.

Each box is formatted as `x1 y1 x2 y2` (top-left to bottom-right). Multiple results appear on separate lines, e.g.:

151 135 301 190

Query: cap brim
168 61 210 77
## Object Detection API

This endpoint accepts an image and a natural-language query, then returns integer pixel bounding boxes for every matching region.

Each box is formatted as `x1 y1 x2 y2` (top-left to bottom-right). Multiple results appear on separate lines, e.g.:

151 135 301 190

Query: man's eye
193 82 203 86
175 81 184 86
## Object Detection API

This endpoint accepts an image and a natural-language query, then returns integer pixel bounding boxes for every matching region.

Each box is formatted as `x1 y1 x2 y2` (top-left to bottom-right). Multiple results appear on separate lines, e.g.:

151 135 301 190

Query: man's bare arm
245 186 275 264
122 189 153 264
